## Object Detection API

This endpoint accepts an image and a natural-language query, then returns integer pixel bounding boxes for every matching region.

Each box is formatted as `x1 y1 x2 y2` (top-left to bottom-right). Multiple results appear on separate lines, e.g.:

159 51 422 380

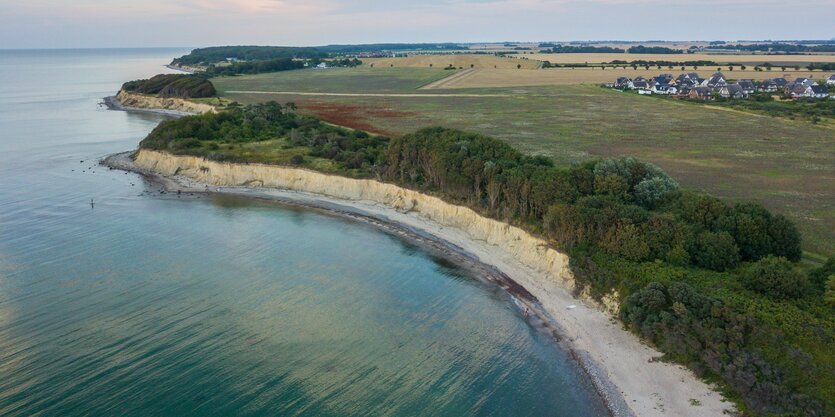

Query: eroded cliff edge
114 90 216 115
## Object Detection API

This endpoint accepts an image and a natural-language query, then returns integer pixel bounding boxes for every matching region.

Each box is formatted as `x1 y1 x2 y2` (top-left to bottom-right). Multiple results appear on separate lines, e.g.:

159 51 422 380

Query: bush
290 154 305 165
825 275 835 306
808 256 835 294
634 176 679 208
741 256 809 299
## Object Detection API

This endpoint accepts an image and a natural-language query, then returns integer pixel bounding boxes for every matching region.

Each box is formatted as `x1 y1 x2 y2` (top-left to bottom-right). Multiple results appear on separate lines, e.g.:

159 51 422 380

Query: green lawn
214 70 835 257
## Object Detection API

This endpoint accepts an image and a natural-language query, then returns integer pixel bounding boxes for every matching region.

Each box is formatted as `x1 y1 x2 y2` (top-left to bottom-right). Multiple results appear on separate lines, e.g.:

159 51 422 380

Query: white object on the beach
566 305 576 310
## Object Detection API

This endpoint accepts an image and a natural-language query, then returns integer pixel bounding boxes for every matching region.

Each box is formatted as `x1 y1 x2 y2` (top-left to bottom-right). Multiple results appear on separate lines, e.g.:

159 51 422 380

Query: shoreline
103 150 732 417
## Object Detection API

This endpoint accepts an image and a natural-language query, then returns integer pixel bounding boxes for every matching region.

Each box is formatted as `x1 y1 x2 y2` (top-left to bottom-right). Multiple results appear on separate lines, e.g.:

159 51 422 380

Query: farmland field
362 54 543 69
213 69 835 257
528 52 835 65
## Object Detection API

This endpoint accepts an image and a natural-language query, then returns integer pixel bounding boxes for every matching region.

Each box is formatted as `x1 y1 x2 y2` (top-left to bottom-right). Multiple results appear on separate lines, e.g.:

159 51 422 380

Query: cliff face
134 149 585 300
116 90 216 114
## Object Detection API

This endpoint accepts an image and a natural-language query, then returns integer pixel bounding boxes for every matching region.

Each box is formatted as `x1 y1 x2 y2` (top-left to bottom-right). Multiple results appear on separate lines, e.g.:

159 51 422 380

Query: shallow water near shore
0 48 609 416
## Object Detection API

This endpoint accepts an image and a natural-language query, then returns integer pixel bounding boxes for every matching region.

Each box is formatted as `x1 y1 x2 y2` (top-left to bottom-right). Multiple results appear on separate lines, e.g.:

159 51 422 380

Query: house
653 74 673 85
737 79 756 95
315 62 328 69
689 86 713 100
652 83 678 95
718 84 746 99
632 80 650 91
793 77 815 87
772 78 788 88
786 83 808 98
614 77 632 88
809 85 829 99
758 79 778 92
827 74 835 86
701 72 726 88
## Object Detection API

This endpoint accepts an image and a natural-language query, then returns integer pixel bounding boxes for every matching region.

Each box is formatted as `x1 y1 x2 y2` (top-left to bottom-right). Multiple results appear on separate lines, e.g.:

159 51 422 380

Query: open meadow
213 69 835 257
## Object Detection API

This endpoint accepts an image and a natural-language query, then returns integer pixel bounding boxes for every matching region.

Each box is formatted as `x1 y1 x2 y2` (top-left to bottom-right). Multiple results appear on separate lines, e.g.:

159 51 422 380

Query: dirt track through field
420 68 478 90
223 89 509 97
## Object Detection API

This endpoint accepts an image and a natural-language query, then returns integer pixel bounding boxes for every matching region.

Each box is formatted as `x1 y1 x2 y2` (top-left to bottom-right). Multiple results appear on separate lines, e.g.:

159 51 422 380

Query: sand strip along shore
103 149 733 417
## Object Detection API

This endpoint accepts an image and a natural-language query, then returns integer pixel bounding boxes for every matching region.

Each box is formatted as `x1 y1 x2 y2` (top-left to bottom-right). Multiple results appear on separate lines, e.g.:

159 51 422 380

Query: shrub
808 256 835 294
741 256 809 299
290 154 305 165
825 275 835 306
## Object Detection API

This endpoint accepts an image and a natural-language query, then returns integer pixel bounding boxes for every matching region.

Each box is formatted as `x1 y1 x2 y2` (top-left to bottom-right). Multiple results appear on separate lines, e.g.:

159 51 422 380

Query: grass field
362 54 543 69
213 69 835 257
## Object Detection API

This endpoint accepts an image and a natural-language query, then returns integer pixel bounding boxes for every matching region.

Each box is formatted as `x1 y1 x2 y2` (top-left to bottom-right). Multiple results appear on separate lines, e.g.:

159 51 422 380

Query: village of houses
613 72 835 100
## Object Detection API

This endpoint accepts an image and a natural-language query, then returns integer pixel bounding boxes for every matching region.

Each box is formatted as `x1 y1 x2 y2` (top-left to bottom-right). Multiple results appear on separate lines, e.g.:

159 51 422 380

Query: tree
690 230 740 271
741 256 809 299
600 222 650 261
517 64 522 69
634 176 679 208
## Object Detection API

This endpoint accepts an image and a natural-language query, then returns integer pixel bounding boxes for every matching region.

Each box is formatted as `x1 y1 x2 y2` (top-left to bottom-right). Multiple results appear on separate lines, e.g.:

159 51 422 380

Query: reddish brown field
304 101 416 136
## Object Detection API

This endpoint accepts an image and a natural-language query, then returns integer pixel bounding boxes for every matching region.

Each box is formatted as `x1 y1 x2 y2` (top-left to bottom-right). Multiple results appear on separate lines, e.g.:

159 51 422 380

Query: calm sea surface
0 48 608 416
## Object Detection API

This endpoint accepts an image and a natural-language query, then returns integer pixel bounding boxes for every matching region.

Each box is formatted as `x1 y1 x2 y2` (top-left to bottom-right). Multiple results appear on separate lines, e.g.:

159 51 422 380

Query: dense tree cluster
204 58 306 76
545 44 625 53
140 101 388 171
627 45 684 54
121 74 216 99
172 46 325 66
382 128 799 272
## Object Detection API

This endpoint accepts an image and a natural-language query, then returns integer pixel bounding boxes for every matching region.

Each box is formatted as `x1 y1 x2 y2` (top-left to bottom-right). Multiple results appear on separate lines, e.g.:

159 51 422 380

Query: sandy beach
103 150 733 417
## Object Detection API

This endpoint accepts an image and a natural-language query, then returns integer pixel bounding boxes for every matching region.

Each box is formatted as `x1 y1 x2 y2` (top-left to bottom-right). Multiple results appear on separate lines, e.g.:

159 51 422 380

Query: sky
1 0 834 49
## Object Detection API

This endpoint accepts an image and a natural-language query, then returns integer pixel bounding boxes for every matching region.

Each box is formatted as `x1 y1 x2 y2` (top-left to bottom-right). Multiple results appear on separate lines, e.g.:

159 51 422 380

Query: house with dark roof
652 83 678 95
786 83 809 98
701 72 726 88
827 74 835 86
718 84 746 99
689 86 713 100
615 77 632 88
737 80 756 95
809 85 829 99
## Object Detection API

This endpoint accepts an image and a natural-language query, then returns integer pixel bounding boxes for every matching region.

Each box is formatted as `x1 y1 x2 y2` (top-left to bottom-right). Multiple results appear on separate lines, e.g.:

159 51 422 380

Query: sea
0 48 609 416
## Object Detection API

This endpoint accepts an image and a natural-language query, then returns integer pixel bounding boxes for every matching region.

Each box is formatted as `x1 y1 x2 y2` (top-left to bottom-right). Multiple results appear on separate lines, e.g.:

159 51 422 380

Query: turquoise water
0 49 609 416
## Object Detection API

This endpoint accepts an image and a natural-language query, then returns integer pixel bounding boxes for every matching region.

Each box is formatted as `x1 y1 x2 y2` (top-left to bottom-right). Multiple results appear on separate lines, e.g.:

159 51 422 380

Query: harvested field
215 70 835 257
420 68 830 89
528 52 835 65
212 67 450 94
362 54 542 70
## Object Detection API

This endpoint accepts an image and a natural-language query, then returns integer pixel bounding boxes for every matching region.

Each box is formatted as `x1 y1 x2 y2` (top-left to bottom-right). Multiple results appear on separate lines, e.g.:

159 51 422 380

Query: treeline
203 58 306 77
172 46 325 66
121 74 216 99
545 44 625 53
806 63 835 71
317 43 464 53
627 45 684 54
609 59 718 67
706 43 835 53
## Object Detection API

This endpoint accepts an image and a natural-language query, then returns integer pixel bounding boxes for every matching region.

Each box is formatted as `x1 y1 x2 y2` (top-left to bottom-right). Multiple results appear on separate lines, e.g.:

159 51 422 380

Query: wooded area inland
140 102 834 417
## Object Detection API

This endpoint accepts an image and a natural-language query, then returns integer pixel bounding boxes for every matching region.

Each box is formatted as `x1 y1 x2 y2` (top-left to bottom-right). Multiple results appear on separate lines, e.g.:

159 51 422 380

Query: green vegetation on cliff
138 108 833 416
122 74 216 99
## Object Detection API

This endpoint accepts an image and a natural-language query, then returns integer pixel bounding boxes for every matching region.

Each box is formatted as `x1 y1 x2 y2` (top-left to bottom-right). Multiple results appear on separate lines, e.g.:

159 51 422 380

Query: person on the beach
523 307 529 318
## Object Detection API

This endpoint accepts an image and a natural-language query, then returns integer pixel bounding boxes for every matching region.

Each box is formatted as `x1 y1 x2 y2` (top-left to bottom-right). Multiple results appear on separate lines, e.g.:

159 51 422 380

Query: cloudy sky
1 0 833 49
